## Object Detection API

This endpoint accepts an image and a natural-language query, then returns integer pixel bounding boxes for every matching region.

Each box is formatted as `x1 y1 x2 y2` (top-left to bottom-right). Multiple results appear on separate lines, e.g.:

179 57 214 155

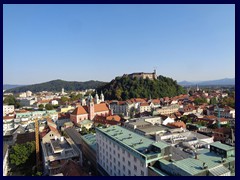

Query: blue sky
3 4 235 85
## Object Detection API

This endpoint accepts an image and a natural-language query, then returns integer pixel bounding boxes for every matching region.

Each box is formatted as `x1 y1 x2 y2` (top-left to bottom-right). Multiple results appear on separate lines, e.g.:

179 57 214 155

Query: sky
3 4 235 85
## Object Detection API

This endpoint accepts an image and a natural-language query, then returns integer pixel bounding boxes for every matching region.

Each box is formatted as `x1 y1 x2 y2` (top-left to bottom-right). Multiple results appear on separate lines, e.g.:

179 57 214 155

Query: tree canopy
5 79 107 93
9 141 36 167
3 95 20 108
96 75 186 100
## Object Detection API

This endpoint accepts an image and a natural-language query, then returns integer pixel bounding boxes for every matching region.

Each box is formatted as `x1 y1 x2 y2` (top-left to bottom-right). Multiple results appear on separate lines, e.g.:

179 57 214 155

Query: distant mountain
177 81 194 86
178 78 235 86
5 79 107 93
3 84 26 90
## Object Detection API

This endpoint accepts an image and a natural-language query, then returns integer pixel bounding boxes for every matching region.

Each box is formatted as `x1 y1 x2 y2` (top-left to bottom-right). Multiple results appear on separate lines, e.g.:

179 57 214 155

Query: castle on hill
124 70 157 80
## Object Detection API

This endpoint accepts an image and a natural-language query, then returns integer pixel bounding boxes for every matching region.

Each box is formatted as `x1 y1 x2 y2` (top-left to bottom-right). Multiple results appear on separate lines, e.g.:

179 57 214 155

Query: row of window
100 159 144 176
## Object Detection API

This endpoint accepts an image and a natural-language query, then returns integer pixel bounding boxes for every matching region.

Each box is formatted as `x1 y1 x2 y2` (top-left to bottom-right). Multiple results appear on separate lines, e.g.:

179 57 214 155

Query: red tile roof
72 103 109 115
94 115 120 125
72 106 88 115
94 103 109 112
58 160 88 176
140 102 150 107
3 116 15 120
167 121 186 128
58 113 70 119
106 115 121 122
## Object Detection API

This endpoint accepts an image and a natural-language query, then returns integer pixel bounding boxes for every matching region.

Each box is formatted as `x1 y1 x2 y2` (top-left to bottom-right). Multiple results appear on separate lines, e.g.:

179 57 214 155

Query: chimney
60 136 64 142
54 136 58 140
195 153 198 159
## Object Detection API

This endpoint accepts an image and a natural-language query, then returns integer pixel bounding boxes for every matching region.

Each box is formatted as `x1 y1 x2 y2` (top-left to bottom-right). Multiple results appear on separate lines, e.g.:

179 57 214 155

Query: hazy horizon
3 76 235 86
4 4 235 84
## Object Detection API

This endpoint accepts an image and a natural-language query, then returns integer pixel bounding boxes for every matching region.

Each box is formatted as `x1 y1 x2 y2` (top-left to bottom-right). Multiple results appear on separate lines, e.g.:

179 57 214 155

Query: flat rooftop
50 138 72 152
159 150 235 176
81 133 97 151
210 141 235 151
96 125 169 158
137 125 172 134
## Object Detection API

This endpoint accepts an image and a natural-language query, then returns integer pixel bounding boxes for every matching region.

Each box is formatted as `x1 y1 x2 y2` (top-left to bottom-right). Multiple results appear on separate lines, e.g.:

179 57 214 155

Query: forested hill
5 79 107 93
96 75 186 100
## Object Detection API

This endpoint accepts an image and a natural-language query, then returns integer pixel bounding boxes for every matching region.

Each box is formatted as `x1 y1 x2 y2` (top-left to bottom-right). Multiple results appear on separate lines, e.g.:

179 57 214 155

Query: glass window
134 165 137 171
128 161 131 166
141 170 144 176
123 157 125 162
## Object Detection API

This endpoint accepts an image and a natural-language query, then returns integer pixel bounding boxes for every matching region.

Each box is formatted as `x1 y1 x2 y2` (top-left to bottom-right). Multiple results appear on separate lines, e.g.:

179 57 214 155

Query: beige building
156 104 180 115
3 105 14 116
126 70 157 80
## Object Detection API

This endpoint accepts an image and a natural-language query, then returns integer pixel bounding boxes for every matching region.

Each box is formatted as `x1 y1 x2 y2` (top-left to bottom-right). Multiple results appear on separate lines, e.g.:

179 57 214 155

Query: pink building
70 102 110 124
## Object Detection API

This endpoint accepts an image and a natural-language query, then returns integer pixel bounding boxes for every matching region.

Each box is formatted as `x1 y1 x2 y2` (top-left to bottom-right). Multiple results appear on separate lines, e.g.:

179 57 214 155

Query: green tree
210 97 217 105
194 97 207 105
38 104 44 110
9 142 36 167
3 95 21 108
45 103 53 110
221 97 235 108
61 96 69 103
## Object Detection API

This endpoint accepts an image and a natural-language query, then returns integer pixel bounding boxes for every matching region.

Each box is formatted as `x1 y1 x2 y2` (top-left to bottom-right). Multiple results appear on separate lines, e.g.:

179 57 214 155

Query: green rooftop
79 119 93 125
81 133 97 151
148 166 169 176
210 141 235 151
96 125 170 162
159 150 235 176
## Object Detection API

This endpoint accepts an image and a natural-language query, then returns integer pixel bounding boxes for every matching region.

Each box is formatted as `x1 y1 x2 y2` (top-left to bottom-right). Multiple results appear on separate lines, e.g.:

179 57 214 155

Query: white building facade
3 105 14 116
96 126 170 176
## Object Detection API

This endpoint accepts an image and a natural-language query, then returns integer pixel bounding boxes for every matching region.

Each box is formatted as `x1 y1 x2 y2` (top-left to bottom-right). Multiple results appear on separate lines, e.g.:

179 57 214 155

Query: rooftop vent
221 157 226 163
202 162 208 169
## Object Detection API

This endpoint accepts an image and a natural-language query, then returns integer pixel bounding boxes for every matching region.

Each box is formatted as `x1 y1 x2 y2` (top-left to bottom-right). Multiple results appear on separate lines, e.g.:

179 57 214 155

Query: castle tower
100 91 104 102
153 69 157 79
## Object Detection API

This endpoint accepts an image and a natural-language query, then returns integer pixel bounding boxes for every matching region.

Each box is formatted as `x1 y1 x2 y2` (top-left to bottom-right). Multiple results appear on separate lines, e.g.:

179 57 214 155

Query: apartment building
3 105 14 116
96 125 170 176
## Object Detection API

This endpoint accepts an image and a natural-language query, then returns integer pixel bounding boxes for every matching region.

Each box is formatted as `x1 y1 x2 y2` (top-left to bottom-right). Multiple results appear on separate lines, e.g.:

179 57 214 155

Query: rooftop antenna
153 66 157 73
216 104 221 128
153 66 157 79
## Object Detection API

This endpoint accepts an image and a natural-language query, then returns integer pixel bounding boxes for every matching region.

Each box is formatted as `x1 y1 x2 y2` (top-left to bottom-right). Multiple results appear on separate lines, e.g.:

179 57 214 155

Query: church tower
81 97 86 106
94 92 100 104
62 88 64 94
100 91 104 102
88 96 95 120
